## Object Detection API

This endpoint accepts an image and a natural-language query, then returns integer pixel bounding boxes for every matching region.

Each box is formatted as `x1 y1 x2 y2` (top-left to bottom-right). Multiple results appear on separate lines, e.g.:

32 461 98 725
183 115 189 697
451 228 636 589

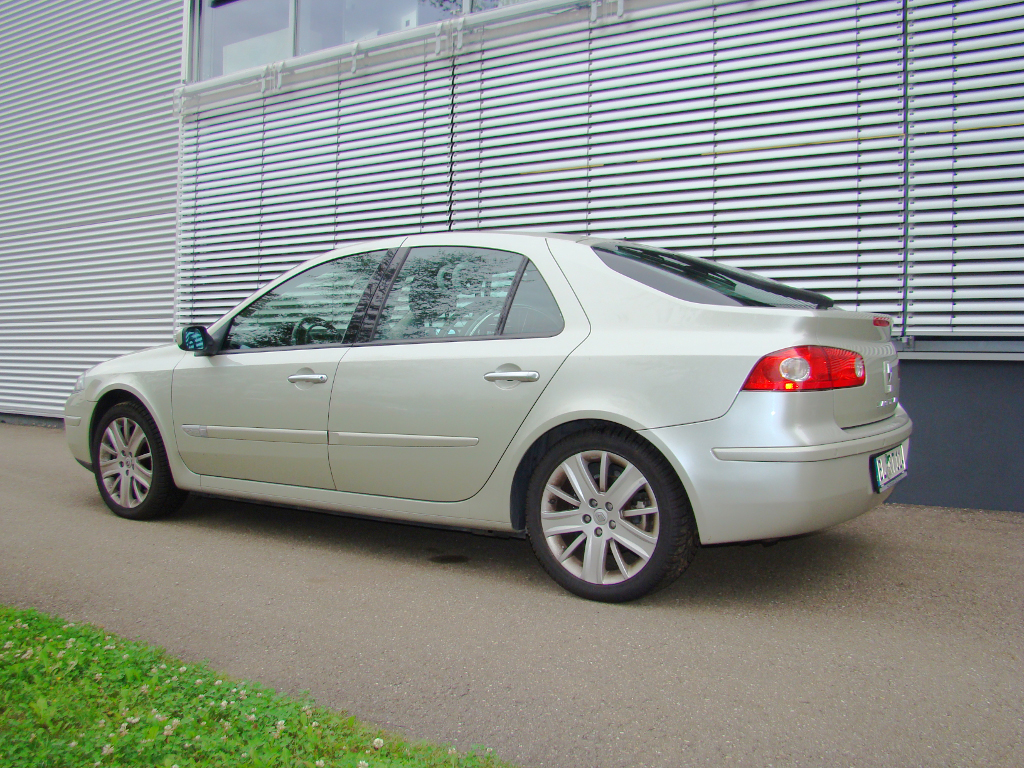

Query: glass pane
503 263 564 336
225 250 388 350
373 246 523 341
297 0 459 56
592 242 832 310
199 0 293 80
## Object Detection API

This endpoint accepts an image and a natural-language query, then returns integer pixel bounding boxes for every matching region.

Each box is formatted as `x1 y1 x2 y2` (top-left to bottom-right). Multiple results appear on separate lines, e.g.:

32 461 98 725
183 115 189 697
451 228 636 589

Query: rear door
172 248 394 488
327 239 589 502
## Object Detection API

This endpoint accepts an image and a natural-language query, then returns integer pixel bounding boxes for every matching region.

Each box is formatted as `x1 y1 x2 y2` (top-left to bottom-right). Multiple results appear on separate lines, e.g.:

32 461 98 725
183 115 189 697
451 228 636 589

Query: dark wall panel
889 360 1023 512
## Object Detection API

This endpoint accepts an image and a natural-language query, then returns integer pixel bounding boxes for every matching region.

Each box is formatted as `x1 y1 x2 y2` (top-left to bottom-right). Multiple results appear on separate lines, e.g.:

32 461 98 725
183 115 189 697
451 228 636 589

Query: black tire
525 428 698 602
91 401 188 520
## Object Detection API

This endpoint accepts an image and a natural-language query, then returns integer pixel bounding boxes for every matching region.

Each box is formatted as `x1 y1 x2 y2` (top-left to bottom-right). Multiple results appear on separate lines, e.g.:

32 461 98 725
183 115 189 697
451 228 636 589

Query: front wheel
525 429 698 602
91 402 188 520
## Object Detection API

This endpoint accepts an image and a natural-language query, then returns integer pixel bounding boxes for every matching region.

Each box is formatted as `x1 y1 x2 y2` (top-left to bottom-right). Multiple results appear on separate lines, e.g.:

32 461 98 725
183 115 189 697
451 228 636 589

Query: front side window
225 250 389 350
371 247 522 342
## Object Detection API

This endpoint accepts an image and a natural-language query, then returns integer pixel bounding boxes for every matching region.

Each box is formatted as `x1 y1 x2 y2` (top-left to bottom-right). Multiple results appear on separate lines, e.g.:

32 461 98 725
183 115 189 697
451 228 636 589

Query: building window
196 0 469 80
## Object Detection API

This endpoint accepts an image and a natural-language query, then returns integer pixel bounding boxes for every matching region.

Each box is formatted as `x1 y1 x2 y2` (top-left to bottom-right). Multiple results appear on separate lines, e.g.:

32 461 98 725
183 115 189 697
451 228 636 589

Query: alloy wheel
98 417 153 508
540 450 660 585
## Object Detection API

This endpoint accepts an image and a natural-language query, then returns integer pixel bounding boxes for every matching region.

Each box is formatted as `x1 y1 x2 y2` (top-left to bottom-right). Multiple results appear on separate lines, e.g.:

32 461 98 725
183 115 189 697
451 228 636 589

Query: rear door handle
483 370 539 383
287 373 328 384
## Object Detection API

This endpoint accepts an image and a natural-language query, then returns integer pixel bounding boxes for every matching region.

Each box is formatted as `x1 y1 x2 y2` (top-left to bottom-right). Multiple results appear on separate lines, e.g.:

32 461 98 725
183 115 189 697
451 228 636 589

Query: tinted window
225 250 388 350
592 242 832 310
372 247 523 342
503 263 564 336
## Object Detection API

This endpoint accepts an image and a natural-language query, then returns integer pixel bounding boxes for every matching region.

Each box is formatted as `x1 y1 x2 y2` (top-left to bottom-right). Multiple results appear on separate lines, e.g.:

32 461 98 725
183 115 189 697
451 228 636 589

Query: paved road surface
2 423 1022 767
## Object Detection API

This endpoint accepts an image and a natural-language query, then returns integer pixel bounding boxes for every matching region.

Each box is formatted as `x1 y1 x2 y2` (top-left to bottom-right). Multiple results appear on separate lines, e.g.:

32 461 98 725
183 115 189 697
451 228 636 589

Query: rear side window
372 247 522 341
368 246 565 343
592 241 832 310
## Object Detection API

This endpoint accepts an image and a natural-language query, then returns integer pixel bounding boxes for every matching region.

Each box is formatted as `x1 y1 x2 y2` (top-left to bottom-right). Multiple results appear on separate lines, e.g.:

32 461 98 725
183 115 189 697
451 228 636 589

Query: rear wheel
525 429 698 602
91 401 187 520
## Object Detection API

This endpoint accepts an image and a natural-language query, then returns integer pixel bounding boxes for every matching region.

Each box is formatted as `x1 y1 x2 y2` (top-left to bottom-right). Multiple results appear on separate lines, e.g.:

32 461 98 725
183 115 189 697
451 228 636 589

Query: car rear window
590 241 833 310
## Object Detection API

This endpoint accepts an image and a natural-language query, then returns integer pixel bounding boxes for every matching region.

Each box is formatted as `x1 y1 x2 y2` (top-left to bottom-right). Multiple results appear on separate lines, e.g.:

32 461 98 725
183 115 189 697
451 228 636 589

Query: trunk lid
811 310 900 428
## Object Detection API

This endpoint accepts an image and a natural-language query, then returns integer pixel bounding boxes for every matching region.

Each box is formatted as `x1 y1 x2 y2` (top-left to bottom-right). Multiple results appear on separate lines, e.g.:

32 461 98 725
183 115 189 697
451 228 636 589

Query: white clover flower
215 679 222 685
196 679 203 685
119 723 128 734
97 720 105 727
372 737 384 750
246 714 256 722
101 745 113 755
68 741 77 748
94 673 102 681
160 664 166 669
21 649 33 660
140 684 149 694
315 760 325 767
448 747 457 755
276 720 285 728
358 761 369 768
3 641 12 649
179 666 186 672
312 721 319 728
128 716 140 724
57 650 65 659
194 735 201 741
220 700 227 709
198 694 205 700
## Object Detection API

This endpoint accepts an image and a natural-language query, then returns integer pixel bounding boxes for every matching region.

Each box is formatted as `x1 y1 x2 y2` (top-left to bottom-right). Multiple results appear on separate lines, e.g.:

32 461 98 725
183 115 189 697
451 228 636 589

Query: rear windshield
590 241 833 310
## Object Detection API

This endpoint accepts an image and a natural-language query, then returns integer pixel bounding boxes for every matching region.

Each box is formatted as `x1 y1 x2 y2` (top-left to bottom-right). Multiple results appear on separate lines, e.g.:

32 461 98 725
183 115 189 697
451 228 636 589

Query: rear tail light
742 346 866 391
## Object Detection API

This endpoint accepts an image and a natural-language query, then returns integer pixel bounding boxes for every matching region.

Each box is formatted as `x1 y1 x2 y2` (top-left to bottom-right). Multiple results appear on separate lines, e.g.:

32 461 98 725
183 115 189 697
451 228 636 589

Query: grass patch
0 606 509 768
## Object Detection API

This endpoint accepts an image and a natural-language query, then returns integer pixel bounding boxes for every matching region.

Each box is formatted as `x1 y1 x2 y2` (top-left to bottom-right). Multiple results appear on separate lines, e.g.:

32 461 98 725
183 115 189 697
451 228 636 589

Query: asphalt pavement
1 422 1022 767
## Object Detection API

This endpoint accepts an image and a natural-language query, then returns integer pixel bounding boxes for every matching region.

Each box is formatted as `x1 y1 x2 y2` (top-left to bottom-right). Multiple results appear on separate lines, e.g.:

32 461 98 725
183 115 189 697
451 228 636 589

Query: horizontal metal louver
906 0 1024 335
178 47 455 325
0 0 182 418
175 0 1024 347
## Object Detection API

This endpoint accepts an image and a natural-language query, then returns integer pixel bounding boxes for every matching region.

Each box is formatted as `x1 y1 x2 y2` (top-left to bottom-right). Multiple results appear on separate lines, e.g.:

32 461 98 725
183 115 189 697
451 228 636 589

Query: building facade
1 0 1021 510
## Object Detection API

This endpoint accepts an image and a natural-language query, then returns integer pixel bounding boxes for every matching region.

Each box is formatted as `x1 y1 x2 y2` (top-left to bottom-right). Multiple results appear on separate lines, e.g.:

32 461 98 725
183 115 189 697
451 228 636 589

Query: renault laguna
65 232 910 602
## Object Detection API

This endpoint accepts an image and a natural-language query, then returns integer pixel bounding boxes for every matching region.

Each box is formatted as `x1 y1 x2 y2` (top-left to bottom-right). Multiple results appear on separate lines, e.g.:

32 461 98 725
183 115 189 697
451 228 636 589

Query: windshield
588 240 833 310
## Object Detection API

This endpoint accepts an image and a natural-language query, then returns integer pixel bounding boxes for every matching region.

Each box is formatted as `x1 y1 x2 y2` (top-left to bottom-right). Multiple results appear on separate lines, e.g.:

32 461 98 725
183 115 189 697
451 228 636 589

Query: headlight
70 373 86 394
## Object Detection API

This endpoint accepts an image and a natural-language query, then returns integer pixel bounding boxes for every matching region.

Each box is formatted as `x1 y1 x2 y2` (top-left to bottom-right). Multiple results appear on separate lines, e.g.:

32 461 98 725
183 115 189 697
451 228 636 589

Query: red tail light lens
742 346 866 392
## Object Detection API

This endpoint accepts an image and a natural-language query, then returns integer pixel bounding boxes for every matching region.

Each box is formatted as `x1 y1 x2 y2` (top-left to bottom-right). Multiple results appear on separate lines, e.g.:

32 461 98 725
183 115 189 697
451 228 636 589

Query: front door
172 248 394 488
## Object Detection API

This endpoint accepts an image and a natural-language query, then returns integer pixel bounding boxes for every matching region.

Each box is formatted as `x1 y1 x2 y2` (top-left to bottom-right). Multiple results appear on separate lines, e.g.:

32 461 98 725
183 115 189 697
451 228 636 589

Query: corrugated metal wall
0 0 182 417
177 0 1024 341
2 0 1021 417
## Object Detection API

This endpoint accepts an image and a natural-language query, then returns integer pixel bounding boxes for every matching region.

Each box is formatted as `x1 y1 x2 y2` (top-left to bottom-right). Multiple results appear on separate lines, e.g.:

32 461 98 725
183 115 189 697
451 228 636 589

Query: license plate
872 441 908 493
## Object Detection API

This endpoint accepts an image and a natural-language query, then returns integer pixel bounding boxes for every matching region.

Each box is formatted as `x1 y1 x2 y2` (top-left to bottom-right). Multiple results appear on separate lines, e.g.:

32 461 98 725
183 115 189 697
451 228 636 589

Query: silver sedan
65 232 911 601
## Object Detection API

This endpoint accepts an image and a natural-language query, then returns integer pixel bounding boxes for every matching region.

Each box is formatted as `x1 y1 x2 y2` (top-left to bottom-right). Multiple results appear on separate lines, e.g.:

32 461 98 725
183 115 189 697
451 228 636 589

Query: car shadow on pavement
165 493 887 610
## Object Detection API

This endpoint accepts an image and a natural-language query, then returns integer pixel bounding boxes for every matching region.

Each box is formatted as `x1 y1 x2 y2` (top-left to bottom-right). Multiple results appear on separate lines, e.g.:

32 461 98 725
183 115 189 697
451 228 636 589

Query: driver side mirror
175 325 218 356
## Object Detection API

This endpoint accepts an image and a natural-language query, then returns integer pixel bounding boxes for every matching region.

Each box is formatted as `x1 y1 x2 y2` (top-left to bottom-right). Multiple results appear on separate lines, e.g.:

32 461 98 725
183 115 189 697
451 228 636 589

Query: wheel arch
508 417 693 532
89 388 149 447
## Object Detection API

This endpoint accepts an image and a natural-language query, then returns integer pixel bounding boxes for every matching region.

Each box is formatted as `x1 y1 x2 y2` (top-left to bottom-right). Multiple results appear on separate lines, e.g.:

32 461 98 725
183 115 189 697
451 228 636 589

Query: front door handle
483 370 540 383
287 373 328 384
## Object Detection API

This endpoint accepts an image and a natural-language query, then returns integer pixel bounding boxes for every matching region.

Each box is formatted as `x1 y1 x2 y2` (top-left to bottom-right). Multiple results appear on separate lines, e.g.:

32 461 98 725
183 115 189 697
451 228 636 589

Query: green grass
0 606 510 768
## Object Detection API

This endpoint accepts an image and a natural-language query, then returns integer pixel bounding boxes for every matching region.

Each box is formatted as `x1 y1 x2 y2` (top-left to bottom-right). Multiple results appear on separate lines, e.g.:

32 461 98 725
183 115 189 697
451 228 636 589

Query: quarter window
225 250 388 350
503 262 564 336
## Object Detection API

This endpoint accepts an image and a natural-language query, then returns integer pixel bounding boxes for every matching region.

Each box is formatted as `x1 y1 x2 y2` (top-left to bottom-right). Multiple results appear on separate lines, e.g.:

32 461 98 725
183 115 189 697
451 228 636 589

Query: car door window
502 262 564 336
372 246 524 342
225 250 389 350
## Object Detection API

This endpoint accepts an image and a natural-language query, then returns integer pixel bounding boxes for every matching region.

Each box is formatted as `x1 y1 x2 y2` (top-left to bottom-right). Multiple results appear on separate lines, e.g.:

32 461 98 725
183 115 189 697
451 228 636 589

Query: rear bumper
643 397 912 545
